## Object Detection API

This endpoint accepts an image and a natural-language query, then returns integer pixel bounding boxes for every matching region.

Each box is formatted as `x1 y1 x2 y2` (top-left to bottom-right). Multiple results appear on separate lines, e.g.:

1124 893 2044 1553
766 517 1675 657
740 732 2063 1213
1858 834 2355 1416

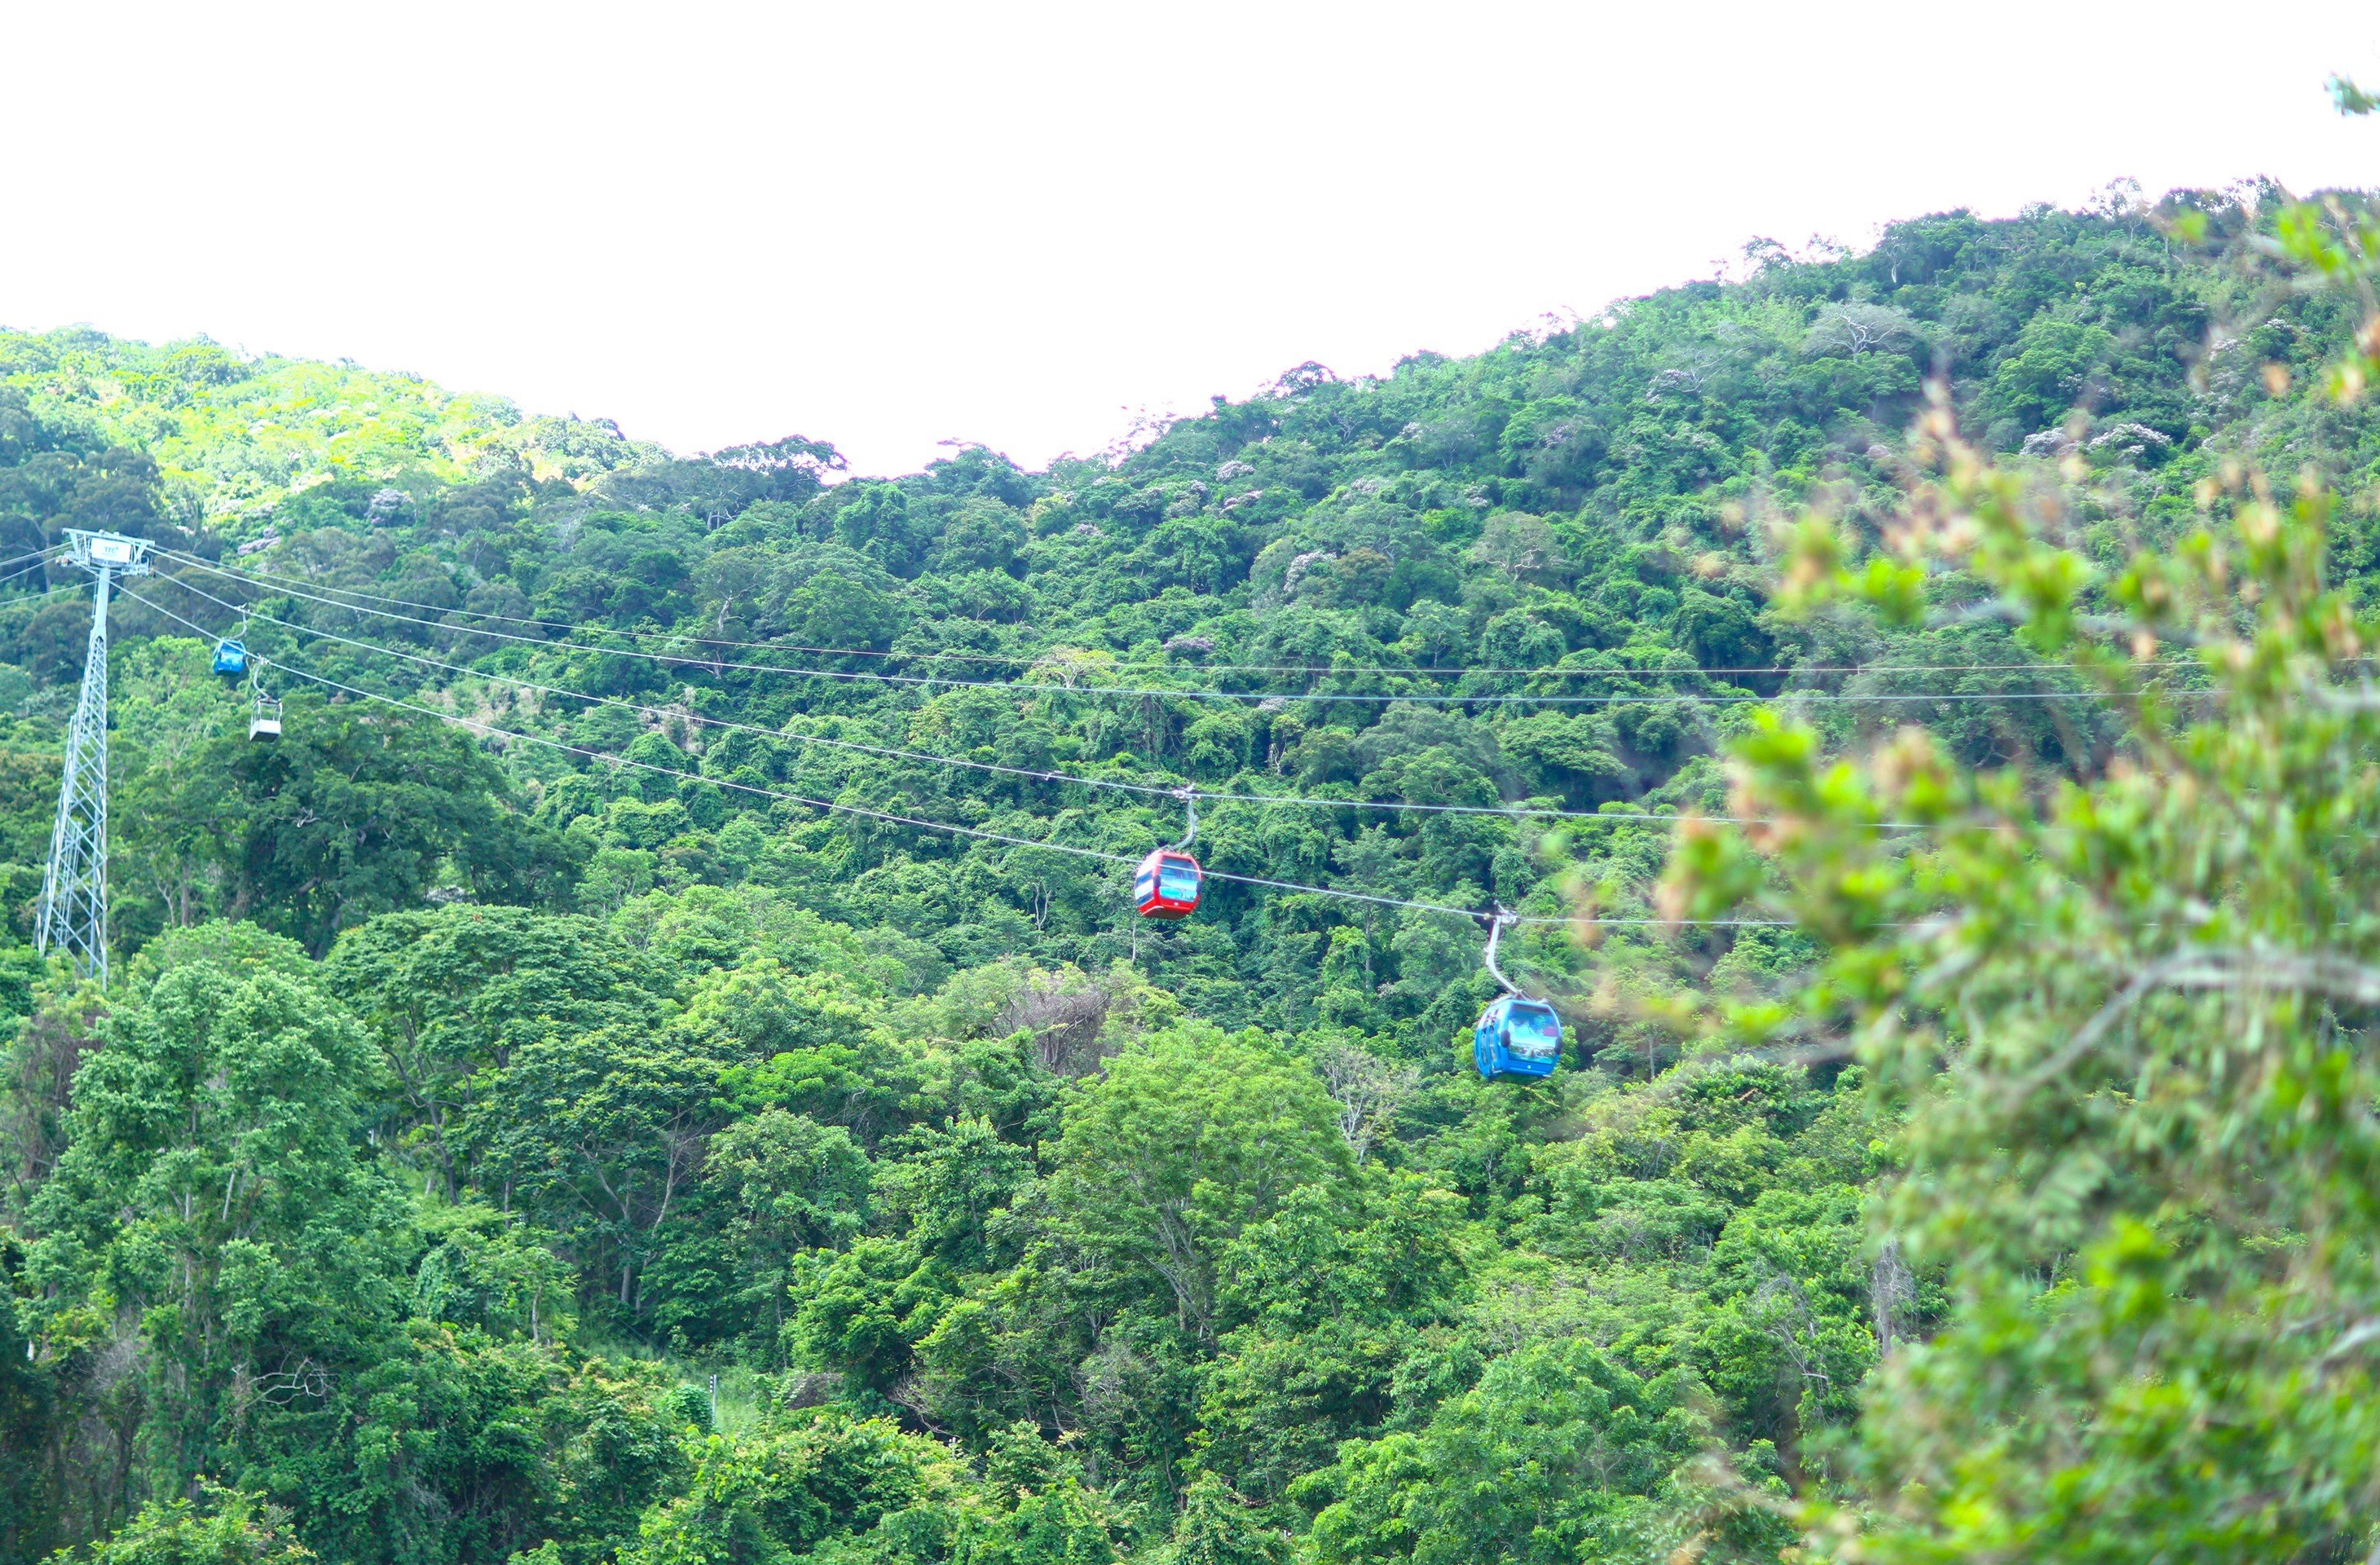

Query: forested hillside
4 182 2378 1563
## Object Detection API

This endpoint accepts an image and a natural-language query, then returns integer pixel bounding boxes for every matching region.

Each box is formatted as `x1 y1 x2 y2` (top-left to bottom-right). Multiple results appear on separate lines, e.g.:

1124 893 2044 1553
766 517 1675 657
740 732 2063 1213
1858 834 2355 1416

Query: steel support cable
161 547 2141 683
125 586 1796 930
0 549 77 598
155 571 1933 831
0 565 112 612
159 553 2134 708
0 547 66 580
0 562 79 598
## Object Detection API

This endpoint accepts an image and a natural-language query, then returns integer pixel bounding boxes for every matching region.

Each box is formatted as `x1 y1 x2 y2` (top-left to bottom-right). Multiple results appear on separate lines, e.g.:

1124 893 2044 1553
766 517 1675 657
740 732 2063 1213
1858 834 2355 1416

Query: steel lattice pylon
37 531 152 988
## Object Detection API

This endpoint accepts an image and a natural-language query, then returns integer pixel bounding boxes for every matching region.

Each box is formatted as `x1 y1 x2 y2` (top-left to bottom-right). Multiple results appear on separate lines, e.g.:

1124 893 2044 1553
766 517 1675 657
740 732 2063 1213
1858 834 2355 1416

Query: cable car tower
36 530 152 988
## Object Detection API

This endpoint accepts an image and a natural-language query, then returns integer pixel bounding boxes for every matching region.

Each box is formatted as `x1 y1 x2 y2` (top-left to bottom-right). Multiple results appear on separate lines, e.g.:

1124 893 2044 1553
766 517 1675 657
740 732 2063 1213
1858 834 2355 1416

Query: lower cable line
0 551 65 591
124 586 1796 932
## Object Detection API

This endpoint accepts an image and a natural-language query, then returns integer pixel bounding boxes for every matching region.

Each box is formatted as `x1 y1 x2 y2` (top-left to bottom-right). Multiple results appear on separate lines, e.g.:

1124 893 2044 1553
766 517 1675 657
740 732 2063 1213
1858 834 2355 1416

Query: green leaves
68 1483 315 1565
1295 1338 1705 1565
1197 1178 1468 1502
623 1409 955 1565
129 697 577 955
1682 431 2380 1557
695 1109 870 1359
325 905 671 1197
1047 1025 1352 1339
15 946 428 1547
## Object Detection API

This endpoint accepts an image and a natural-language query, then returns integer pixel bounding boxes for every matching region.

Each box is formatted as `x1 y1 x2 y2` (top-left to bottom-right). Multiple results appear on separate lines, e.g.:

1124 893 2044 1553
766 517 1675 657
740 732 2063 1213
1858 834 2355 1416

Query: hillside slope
0 326 666 527
1 185 2372 1563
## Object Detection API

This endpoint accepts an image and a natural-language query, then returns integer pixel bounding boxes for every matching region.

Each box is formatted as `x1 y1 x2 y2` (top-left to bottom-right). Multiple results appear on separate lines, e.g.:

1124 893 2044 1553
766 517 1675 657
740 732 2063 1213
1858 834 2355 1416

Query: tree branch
2015 945 2380 1096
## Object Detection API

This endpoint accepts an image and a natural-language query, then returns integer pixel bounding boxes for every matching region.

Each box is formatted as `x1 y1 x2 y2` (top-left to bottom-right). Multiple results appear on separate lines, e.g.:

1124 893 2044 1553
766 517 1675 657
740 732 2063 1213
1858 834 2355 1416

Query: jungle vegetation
4 165 2380 1563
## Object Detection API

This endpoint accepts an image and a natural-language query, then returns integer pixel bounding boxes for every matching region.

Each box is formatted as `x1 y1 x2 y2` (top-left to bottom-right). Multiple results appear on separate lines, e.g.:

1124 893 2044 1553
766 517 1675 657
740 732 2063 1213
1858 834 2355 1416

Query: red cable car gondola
1134 787 1204 919
1135 848 1204 919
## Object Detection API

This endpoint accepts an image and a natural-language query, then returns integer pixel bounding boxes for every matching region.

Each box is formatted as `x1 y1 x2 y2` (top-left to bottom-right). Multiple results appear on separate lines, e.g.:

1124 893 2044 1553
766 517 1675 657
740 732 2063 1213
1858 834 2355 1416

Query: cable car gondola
1135 788 1203 919
211 637 248 677
249 672 281 743
1472 910 1562 1080
1474 994 1562 1079
1135 849 1203 919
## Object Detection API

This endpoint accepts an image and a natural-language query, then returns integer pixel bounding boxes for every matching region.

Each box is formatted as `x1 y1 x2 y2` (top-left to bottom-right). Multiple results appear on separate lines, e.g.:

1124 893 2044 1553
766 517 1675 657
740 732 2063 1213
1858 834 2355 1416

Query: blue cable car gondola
1135 787 1204 919
1474 994 1562 1080
1472 910 1562 1080
212 637 248 677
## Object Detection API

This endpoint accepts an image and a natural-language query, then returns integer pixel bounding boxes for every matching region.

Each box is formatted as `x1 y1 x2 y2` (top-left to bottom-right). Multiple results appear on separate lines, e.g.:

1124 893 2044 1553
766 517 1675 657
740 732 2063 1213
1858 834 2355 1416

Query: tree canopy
6 165 2380 1563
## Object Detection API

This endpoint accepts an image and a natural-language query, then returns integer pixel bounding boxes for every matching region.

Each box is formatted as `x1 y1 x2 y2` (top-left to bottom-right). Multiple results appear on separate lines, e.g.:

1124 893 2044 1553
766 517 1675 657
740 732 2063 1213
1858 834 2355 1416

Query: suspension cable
0 546 65 578
152 571 1933 831
166 547 2134 681
158 552 2131 708
123 586 1796 931
0 555 73 595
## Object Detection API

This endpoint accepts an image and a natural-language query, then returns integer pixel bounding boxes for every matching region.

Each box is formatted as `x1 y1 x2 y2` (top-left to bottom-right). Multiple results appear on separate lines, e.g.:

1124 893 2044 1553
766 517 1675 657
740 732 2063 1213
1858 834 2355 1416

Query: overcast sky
3 2 2377 476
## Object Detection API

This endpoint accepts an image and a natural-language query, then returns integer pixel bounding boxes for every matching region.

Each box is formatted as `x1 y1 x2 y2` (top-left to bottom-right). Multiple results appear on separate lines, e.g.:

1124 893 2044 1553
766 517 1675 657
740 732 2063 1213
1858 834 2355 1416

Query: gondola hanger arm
1482 905 1522 997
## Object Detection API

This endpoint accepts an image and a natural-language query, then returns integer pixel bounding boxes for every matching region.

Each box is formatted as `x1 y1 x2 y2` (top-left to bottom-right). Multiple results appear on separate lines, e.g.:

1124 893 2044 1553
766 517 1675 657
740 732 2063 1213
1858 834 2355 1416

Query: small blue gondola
212 637 248 677
1472 910 1561 1080
1474 994 1562 1080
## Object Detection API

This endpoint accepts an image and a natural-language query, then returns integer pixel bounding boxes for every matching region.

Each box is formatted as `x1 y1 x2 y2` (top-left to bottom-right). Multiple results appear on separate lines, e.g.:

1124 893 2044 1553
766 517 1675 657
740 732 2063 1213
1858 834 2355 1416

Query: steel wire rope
163 546 2161 681
0 547 79 601
0 545 104 604
159 552 2139 708
0 544 155 609
0 545 67 578
0 553 73 594
124 585 1796 930
2 581 98 610
155 571 1934 831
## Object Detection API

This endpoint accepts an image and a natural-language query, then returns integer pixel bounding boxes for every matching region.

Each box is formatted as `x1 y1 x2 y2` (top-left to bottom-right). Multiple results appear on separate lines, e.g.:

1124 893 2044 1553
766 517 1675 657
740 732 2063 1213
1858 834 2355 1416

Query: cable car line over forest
156 571 1946 831
158 551 2143 707
140 546 2003 1090
161 547 2162 682
0 546 66 583
124 585 1796 935
19 161 2380 1563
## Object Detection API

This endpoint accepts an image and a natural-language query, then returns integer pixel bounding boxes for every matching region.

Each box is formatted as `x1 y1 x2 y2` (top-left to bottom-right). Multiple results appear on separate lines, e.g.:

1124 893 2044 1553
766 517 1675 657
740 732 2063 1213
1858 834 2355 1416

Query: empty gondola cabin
1474 995 1562 1080
211 638 247 677
1134 849 1202 919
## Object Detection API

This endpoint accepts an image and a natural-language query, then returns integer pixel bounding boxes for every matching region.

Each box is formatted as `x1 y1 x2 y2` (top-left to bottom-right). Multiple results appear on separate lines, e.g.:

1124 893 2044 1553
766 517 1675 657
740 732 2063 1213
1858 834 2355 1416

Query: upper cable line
152 571 1929 830
163 549 2152 684
124 585 1795 932
156 553 2135 708
0 551 72 594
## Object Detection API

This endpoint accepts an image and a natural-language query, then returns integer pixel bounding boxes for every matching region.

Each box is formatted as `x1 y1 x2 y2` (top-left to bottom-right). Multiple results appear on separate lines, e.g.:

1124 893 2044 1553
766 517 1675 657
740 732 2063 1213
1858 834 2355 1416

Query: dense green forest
5 174 2380 1563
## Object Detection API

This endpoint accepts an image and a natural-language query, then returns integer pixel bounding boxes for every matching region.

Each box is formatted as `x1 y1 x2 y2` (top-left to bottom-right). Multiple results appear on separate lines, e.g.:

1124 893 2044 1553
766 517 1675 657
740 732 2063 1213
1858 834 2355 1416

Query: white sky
3 2 2377 477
